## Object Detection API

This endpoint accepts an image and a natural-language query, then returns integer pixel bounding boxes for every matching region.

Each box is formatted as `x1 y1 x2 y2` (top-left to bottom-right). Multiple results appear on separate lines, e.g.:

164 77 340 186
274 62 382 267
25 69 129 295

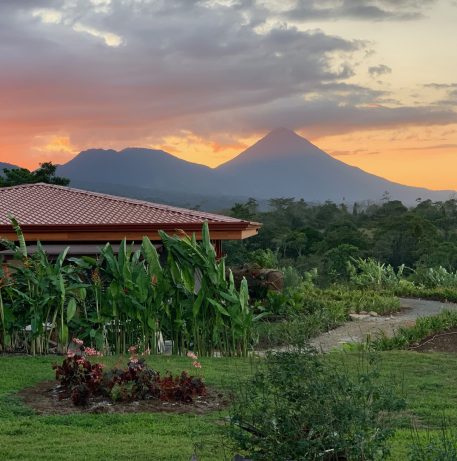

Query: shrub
228 349 405 461
53 344 206 406
53 355 105 406
248 249 279 269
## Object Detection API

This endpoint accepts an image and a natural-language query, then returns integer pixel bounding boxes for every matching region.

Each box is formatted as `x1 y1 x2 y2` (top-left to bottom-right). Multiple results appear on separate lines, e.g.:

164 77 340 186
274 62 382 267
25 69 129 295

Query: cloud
282 0 437 22
368 64 392 77
0 0 454 166
330 148 380 156
399 144 457 151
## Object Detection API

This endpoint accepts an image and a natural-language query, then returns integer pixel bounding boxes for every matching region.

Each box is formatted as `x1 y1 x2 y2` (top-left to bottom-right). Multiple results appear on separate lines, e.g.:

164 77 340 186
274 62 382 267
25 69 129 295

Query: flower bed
53 339 206 406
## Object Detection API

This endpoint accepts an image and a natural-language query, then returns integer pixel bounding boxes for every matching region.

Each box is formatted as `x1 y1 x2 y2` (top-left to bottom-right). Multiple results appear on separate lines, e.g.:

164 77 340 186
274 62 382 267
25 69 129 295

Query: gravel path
310 298 457 352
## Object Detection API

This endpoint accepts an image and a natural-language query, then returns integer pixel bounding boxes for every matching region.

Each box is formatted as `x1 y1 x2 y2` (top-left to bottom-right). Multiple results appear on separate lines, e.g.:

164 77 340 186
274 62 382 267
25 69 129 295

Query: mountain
56 129 455 208
0 162 18 173
214 128 455 203
58 147 217 194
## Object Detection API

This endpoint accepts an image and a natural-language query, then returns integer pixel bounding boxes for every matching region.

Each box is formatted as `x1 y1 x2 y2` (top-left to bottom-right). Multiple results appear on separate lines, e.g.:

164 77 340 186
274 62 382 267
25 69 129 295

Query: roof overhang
0 221 261 242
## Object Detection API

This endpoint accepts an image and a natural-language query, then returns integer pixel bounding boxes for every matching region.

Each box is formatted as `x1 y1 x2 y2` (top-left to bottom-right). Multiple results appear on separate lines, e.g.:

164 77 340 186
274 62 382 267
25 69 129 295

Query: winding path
310 298 457 352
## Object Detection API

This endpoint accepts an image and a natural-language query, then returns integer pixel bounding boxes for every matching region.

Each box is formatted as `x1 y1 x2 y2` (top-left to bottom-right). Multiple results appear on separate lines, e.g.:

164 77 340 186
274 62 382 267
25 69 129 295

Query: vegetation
54 339 205 406
254 266 400 348
229 349 405 460
3 352 457 460
226 197 457 287
0 162 70 187
0 221 260 356
369 310 457 351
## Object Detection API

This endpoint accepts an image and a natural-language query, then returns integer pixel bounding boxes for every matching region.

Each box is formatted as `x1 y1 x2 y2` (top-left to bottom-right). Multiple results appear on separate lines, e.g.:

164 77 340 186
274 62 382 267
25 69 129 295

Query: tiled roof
0 183 247 227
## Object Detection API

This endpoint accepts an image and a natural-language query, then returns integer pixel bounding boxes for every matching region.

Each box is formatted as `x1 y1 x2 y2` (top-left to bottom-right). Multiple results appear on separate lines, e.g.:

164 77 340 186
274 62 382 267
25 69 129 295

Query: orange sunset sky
2 0 457 190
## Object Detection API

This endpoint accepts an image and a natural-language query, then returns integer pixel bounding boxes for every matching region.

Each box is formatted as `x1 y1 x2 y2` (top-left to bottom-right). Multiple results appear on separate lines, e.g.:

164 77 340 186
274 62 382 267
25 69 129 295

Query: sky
2 0 457 190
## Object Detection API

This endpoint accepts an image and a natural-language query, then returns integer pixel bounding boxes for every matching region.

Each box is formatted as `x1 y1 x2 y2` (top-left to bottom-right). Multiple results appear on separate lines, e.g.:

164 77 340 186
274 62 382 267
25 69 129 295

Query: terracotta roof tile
0 183 247 227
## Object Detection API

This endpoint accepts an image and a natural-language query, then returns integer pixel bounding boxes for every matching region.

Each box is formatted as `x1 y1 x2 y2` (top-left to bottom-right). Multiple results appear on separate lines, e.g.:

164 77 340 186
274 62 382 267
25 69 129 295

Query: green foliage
0 162 69 187
226 197 457 283
228 350 405 461
323 243 361 282
247 249 278 268
370 310 457 351
0 221 84 354
409 426 457 461
348 257 405 290
257 284 399 348
413 266 457 288
0 220 260 356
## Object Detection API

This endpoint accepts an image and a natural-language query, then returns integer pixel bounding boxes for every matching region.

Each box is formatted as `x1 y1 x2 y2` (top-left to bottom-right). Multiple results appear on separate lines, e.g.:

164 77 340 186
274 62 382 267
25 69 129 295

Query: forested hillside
225 197 457 281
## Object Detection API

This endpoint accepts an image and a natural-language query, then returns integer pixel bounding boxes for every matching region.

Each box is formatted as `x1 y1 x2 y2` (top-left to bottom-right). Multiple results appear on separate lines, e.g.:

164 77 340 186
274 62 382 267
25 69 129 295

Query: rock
359 311 368 315
369 311 379 317
349 313 370 320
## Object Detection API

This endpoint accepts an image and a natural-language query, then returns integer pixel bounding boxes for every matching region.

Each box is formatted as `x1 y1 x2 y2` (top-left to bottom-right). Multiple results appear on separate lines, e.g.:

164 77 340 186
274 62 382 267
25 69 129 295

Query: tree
230 198 258 221
323 244 361 282
0 162 70 187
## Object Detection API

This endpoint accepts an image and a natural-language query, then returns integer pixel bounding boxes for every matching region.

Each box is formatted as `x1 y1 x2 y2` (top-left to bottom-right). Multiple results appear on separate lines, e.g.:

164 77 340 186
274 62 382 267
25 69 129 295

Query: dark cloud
368 64 392 77
0 0 454 156
425 82 457 89
189 96 457 138
283 0 437 22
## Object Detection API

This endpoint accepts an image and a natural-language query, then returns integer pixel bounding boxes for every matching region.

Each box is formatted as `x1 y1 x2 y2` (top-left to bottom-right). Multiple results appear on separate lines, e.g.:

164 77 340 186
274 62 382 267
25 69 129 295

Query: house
0 183 260 257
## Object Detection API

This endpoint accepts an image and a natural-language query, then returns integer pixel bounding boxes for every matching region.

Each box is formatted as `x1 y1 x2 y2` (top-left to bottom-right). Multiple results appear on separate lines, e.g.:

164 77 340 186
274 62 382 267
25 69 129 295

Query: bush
228 349 405 460
247 249 279 268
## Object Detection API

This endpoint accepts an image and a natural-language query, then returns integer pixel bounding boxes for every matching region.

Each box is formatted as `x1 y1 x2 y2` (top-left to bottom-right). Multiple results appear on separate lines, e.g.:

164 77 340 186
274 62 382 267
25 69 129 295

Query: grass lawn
1 351 457 460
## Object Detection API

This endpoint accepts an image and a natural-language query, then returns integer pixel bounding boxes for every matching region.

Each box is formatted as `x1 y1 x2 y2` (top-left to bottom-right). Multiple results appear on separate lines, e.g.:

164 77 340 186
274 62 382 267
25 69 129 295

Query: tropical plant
348 257 405 290
0 217 85 354
0 219 260 356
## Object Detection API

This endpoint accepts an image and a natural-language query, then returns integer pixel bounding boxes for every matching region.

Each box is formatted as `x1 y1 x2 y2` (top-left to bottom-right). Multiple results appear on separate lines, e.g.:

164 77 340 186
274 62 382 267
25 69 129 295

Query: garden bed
18 380 228 415
411 328 457 353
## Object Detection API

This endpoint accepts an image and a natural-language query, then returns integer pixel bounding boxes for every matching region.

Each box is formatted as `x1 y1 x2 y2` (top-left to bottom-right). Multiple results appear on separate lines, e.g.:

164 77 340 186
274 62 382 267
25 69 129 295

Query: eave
0 221 261 242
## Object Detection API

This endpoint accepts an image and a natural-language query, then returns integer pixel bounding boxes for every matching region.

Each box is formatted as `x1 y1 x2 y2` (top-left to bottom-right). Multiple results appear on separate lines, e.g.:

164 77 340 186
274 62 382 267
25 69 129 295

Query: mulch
17 380 229 415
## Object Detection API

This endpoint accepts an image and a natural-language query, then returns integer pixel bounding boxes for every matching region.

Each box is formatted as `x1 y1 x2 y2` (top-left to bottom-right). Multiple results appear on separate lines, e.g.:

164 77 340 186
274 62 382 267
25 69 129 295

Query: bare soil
411 328 457 353
17 381 229 415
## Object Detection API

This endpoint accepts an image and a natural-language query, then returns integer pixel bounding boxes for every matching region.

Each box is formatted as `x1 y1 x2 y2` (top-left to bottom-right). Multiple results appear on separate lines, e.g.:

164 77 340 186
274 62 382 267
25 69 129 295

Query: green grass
395 285 457 303
0 355 257 461
329 351 457 460
2 351 457 460
369 310 457 351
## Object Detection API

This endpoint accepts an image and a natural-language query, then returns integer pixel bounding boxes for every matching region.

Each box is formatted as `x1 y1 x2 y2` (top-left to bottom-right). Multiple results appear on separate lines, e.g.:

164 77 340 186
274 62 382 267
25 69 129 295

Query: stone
349 313 370 320
369 311 379 317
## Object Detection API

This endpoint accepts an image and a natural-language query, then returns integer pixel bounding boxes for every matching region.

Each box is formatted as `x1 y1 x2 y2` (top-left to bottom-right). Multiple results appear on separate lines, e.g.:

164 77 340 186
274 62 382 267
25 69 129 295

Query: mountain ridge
29 129 457 207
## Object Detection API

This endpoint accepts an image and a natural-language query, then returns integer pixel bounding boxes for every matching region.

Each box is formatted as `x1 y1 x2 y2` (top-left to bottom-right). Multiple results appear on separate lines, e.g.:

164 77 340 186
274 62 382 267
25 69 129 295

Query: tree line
224 196 457 282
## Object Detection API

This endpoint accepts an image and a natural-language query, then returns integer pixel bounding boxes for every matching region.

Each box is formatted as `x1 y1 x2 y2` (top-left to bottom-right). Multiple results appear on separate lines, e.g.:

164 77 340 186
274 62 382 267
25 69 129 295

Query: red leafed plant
53 340 206 406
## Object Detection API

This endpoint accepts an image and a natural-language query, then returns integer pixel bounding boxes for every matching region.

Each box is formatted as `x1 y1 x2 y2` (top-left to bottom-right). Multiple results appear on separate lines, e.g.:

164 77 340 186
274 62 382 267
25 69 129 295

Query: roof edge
0 221 260 233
